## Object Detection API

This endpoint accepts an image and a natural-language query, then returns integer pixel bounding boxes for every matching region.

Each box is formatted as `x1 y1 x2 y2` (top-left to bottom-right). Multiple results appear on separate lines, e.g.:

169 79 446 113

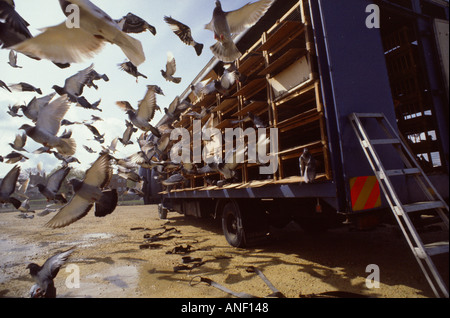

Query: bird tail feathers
9 198 22 210
113 32 145 66
210 42 242 63
194 43 204 56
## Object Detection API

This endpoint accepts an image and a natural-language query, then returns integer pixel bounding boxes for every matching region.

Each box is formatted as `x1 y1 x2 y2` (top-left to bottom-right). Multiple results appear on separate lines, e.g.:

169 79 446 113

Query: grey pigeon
162 173 186 186
0 165 21 209
0 80 11 92
119 120 138 146
247 112 266 128
18 199 34 213
7 49 22 68
116 85 161 137
20 93 57 122
35 166 70 204
94 189 118 218
85 69 109 90
205 0 274 62
116 12 156 35
8 132 27 152
4 151 28 164
19 95 77 156
0 0 33 48
45 153 113 229
27 247 75 298
12 0 145 66
161 52 181 84
118 61 147 82
7 105 22 117
84 123 105 144
164 16 203 56
9 82 42 94
299 148 316 184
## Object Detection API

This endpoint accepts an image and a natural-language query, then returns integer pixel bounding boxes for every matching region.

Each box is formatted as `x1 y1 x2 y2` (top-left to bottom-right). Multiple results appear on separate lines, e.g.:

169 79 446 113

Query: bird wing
64 63 95 96
164 16 193 45
0 1 32 38
40 247 74 280
0 165 20 197
83 153 112 188
137 86 157 122
45 194 93 228
225 0 274 35
167 95 180 114
36 95 71 136
46 167 70 194
165 52 177 76
11 22 105 64
13 132 26 148
116 100 135 112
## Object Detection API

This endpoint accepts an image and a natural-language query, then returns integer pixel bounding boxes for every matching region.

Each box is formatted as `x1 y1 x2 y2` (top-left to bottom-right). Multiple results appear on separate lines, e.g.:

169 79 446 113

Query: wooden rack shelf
259 48 307 76
233 77 267 99
213 97 239 114
232 101 267 117
278 140 323 161
277 109 322 133
258 21 305 54
238 54 266 77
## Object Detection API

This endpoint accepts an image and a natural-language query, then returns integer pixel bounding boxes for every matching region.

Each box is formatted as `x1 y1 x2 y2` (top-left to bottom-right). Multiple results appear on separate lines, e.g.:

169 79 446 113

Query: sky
0 0 251 178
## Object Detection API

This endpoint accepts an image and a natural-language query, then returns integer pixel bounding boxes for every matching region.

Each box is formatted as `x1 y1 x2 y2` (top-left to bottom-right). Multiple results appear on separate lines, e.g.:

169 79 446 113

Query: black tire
158 204 168 220
221 201 246 248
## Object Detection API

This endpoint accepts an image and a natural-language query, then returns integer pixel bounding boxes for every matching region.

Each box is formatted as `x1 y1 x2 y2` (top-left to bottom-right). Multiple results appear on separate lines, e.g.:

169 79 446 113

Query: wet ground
0 205 447 298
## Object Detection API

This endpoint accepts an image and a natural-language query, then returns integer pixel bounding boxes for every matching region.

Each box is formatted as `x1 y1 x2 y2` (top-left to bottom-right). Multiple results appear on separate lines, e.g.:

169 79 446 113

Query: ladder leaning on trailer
349 112 449 298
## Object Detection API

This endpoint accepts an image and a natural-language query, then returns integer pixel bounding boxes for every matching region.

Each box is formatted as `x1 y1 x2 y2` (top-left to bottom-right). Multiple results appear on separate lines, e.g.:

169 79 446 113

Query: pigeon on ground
299 148 316 184
0 0 33 48
116 12 156 36
18 199 35 213
205 0 275 62
7 49 21 68
164 16 203 56
27 247 75 298
9 82 42 94
19 95 77 156
0 80 11 92
161 52 181 84
45 153 114 228
8 132 27 152
0 164 21 209
116 85 161 137
119 120 138 146
12 0 145 66
20 93 57 122
118 61 147 82
35 166 70 204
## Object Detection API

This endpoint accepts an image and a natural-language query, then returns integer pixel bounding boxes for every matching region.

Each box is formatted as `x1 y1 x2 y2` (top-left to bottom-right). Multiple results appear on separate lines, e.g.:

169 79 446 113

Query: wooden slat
213 97 239 113
232 101 267 117
258 48 307 76
233 78 267 99
258 21 304 53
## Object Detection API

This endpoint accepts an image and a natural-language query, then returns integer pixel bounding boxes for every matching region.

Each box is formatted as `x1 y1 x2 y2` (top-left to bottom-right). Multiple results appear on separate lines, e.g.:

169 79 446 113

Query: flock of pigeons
0 0 277 297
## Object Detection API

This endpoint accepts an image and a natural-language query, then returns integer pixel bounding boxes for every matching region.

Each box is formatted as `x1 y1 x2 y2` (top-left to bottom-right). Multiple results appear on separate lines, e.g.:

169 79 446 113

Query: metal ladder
349 112 449 298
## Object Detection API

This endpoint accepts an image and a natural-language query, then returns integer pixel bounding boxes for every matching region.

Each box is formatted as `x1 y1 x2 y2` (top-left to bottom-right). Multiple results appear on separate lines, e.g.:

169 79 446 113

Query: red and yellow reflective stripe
350 176 381 211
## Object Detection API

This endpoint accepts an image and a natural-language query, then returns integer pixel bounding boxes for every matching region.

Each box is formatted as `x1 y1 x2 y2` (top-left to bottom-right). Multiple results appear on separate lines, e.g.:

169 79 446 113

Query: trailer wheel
221 201 246 248
158 204 168 220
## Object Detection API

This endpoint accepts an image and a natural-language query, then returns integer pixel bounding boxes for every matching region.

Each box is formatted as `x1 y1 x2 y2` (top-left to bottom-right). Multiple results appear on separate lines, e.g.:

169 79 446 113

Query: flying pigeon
161 52 181 84
7 49 22 68
116 12 156 36
12 0 145 66
8 132 27 152
9 82 42 94
118 61 147 82
116 85 161 137
35 166 70 204
45 153 114 228
4 151 28 164
119 120 138 146
27 247 75 298
0 80 11 92
19 95 77 156
205 0 275 62
7 105 22 117
94 189 118 217
85 69 109 90
164 16 203 56
0 164 21 209
162 173 186 187
84 123 105 144
20 93 57 122
299 148 316 184
0 0 33 48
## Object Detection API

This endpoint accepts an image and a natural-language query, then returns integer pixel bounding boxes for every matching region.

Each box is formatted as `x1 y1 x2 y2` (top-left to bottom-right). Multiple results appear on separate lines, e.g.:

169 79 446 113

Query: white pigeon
161 52 181 84
205 0 275 63
12 0 145 66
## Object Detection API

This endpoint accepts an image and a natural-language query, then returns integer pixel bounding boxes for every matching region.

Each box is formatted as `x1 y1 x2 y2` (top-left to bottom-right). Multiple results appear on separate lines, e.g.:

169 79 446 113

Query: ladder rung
370 138 400 145
424 242 449 257
353 113 385 118
402 201 446 213
384 168 421 177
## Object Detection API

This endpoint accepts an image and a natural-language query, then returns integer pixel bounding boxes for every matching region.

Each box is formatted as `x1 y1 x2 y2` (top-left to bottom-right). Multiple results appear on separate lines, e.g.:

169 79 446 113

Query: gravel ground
0 205 447 298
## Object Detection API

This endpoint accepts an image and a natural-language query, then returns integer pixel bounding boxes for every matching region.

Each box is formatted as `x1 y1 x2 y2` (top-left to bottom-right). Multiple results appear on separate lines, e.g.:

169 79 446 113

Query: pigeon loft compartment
169 1 332 190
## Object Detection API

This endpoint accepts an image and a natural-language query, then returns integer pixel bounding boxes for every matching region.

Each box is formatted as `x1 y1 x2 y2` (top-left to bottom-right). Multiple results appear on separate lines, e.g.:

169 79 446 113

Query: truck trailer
141 0 449 297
